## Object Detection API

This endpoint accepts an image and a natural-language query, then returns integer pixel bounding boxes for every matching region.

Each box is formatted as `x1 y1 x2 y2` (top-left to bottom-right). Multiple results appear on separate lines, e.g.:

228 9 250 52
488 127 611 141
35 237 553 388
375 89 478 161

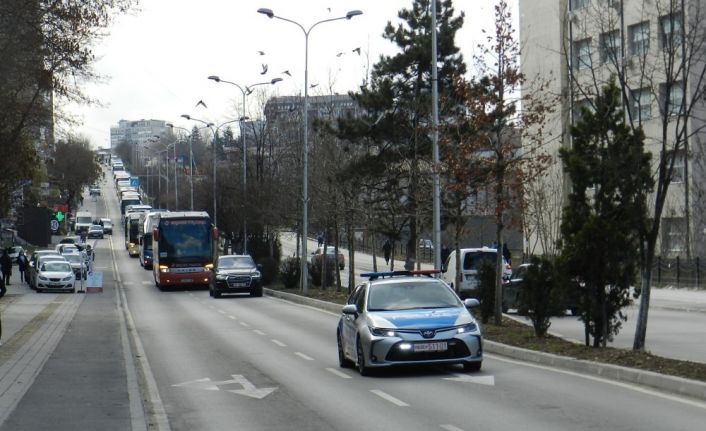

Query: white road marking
239 321 250 327
173 375 277 400
217 309 226 315
253 329 266 336
488 353 706 410
325 368 352 379
295 352 314 361
440 425 464 431
122 281 134 285
142 281 152 285
228 315 236 320
271 339 286 347
444 374 495 386
370 389 409 407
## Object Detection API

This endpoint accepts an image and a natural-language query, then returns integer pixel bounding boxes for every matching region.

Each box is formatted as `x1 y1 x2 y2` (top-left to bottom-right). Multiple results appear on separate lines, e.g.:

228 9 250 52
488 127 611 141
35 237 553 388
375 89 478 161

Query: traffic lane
539 306 706 363
171 291 706 431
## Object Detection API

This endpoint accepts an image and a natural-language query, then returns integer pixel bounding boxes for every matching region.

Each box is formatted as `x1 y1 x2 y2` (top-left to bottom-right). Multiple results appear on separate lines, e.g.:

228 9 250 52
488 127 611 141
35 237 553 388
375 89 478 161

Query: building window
573 39 592 70
600 30 621 63
573 99 593 123
571 0 590 9
660 13 683 49
630 88 652 120
671 150 685 183
629 22 650 56
662 218 686 254
661 81 684 117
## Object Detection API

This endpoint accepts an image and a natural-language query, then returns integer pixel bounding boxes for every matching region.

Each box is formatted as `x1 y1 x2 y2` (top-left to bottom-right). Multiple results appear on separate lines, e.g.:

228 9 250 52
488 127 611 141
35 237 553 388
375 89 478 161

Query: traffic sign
130 176 140 187
50 219 59 232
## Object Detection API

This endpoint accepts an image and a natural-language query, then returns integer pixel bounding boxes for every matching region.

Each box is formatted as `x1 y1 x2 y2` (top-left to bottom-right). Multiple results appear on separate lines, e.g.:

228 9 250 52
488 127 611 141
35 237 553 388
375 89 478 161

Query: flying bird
310 83 319 89
336 52 344 57
257 50 265 55
352 47 361 55
327 7 331 12
281 70 291 76
195 100 208 109
261 64 268 75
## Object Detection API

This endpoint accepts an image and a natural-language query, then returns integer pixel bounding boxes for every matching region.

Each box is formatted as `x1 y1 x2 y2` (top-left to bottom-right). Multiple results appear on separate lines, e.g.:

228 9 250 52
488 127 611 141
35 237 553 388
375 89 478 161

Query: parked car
100 218 113 235
87 224 104 239
337 270 483 375
311 246 345 271
441 247 512 299
35 260 75 293
56 243 80 254
62 252 87 280
209 255 263 298
503 263 579 316
89 185 101 196
31 255 68 290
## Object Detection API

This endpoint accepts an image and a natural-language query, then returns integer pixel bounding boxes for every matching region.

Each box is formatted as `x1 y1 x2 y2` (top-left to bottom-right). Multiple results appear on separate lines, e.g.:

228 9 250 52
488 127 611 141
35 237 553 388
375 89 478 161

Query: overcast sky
65 0 516 148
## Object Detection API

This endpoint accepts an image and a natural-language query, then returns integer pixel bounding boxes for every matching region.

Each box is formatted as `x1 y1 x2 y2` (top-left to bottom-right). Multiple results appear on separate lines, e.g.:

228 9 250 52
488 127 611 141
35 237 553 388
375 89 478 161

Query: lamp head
346 10 363 19
181 114 191 120
257 8 274 18
208 75 221 82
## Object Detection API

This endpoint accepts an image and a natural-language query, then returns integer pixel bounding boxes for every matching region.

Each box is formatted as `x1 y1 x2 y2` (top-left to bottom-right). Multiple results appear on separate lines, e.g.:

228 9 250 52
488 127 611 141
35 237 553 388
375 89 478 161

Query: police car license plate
414 342 448 352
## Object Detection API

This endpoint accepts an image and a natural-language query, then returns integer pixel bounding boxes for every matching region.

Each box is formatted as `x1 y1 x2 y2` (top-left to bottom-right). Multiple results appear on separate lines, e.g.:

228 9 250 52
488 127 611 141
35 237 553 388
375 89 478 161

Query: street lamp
166 122 195 210
207 75 283 254
181 116 239 228
257 6 362 293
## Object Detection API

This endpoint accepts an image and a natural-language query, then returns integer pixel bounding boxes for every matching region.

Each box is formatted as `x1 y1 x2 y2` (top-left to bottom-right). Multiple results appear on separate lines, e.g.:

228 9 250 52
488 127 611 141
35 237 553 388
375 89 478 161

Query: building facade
110 119 170 149
520 0 706 257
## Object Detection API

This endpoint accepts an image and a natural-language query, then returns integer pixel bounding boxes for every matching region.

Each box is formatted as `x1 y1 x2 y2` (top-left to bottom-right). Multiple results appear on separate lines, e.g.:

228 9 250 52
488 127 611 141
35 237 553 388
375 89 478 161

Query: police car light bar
360 269 441 280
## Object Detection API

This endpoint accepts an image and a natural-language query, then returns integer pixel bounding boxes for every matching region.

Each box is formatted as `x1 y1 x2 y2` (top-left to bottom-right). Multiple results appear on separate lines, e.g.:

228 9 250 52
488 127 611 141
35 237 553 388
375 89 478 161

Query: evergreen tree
559 79 653 347
336 0 466 268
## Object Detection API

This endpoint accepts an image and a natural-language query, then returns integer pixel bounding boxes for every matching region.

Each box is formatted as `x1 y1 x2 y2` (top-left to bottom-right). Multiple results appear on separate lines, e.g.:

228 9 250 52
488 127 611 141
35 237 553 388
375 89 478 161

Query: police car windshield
367 281 460 311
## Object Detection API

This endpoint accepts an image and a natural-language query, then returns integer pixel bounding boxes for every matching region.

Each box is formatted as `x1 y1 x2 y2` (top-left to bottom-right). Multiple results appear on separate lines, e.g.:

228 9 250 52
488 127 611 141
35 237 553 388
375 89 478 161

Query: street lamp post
257 7 362 293
181 116 240 228
207 75 282 254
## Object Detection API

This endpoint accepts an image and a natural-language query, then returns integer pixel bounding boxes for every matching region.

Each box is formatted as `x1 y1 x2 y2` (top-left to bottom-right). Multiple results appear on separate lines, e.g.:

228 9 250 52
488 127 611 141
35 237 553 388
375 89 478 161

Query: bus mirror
153 228 159 241
212 227 219 240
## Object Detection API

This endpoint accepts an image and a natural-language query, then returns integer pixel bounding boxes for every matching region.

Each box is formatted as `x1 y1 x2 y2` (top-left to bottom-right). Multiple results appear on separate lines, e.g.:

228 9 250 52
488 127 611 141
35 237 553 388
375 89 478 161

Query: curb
264 288 706 402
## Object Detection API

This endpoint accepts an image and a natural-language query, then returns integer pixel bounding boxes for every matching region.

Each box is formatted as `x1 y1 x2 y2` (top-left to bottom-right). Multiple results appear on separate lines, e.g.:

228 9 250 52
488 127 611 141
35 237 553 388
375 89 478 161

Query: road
2 171 705 430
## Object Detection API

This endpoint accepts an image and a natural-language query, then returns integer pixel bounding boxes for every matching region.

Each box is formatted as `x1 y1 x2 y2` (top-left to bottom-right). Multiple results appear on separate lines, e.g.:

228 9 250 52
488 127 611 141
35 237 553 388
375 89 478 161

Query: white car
8 245 25 262
36 260 76 293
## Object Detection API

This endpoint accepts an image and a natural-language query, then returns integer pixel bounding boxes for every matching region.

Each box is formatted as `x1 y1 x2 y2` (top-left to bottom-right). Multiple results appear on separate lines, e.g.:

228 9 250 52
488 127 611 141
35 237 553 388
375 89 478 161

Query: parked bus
152 211 216 289
124 212 142 257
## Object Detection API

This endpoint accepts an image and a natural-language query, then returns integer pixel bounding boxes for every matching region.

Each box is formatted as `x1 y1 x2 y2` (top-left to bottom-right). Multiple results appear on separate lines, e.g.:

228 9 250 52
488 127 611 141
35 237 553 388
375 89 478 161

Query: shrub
258 256 278 285
280 257 300 289
519 256 564 337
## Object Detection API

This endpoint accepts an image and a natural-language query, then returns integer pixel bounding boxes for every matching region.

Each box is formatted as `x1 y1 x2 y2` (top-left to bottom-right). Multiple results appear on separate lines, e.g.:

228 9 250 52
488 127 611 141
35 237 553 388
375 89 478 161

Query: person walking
382 239 392 265
1 249 12 287
16 250 28 284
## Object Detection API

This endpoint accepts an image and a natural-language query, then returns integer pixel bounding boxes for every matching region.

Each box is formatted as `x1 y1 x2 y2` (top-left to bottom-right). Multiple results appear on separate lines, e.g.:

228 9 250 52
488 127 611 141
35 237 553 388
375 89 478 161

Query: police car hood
367 307 471 329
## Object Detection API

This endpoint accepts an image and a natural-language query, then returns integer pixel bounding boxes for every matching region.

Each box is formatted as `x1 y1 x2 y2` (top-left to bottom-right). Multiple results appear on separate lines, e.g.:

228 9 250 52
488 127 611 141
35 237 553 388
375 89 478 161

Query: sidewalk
0 246 142 430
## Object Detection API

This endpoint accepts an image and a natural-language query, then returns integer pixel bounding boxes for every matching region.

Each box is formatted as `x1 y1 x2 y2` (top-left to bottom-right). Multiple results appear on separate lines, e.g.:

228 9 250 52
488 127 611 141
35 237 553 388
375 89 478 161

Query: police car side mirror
342 304 358 316
464 298 480 309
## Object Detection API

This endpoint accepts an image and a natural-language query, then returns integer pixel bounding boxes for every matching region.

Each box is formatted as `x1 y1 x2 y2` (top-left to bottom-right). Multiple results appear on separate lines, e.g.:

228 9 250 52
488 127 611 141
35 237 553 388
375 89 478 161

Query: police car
337 270 483 376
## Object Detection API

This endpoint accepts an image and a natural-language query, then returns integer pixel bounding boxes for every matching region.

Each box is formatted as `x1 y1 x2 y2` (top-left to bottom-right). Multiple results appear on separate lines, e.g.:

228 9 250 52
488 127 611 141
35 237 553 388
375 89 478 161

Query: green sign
56 211 65 222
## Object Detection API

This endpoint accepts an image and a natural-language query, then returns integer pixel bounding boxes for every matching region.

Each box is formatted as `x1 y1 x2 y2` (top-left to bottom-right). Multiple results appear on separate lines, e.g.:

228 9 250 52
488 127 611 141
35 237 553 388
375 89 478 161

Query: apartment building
520 0 706 257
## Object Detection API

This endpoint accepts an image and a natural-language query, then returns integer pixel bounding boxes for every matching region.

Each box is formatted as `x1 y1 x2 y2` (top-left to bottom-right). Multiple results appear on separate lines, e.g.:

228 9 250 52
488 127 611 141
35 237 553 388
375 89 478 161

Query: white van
74 211 93 234
441 247 512 299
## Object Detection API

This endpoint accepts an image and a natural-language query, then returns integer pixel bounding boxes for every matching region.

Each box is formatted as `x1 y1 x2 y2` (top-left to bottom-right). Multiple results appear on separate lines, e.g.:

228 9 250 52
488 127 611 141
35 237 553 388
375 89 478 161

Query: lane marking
440 425 464 431
271 339 286 347
253 329 266 336
239 322 250 327
228 315 236 320
217 309 226 315
488 353 706 410
295 352 314 361
370 389 409 407
325 368 352 379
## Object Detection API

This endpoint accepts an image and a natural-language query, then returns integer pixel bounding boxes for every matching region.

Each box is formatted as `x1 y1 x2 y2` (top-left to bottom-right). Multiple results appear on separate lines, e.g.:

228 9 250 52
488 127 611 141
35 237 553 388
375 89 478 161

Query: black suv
210 255 263 298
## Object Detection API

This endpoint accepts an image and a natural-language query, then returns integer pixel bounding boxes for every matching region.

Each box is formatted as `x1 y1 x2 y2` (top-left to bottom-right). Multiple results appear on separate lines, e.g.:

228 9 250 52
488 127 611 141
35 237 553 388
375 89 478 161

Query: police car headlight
457 322 478 334
370 327 397 337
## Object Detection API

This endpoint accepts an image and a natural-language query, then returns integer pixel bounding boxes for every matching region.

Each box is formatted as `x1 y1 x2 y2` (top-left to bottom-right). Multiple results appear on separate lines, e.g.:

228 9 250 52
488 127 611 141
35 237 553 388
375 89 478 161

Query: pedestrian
441 244 451 269
502 243 512 265
0 249 12 287
382 239 392 265
317 233 324 247
16 250 28 284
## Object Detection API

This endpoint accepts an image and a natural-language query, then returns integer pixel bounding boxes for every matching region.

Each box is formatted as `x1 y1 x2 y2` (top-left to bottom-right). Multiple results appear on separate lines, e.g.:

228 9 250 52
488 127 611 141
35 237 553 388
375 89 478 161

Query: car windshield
64 254 82 264
90 225 102 231
367 281 460 311
42 262 71 272
463 252 497 271
218 256 255 269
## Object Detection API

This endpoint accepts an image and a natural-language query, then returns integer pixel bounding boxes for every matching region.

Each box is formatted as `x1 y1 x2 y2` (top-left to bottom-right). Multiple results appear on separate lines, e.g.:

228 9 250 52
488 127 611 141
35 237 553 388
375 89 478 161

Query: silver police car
337 270 483 376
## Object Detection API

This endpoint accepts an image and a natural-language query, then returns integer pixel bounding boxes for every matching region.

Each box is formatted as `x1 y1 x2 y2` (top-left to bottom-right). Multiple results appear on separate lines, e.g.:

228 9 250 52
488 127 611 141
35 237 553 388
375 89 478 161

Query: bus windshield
157 219 211 263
